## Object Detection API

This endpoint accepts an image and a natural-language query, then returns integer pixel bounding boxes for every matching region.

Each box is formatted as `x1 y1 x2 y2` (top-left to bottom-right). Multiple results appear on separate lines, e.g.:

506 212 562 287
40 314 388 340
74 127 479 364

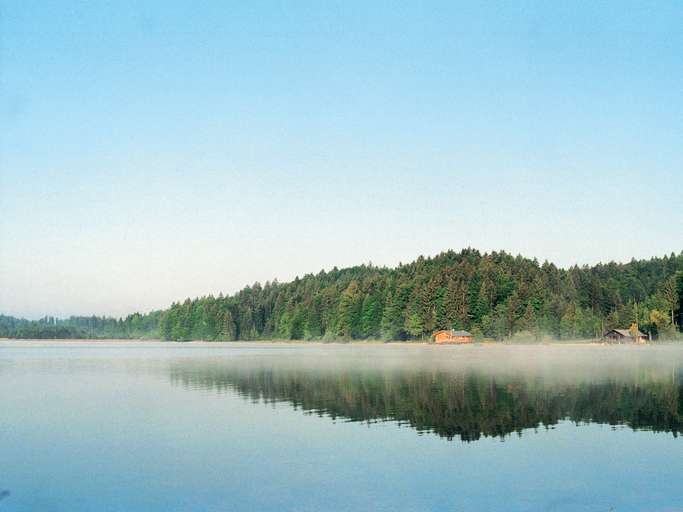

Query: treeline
157 249 683 341
2 249 683 341
0 312 161 339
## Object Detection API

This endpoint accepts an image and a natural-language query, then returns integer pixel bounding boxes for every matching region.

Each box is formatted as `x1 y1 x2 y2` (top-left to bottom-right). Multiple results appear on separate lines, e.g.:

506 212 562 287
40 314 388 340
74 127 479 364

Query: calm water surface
1 341 682 511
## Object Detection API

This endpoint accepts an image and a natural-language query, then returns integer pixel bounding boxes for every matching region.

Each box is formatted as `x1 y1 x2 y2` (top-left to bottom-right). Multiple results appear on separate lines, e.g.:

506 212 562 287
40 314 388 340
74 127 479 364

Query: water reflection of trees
169 357 683 442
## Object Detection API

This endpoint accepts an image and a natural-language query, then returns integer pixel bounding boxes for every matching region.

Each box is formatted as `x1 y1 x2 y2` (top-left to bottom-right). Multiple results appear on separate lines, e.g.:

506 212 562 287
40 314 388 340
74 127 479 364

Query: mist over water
2 341 683 511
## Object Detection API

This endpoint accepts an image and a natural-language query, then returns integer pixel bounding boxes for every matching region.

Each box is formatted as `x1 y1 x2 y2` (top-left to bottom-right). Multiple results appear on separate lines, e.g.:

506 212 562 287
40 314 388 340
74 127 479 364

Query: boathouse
433 329 473 344
603 329 647 344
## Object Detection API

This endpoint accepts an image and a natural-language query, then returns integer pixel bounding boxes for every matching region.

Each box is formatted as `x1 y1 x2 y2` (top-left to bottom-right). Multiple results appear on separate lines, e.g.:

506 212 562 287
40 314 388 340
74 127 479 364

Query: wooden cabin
603 329 647 344
433 329 473 344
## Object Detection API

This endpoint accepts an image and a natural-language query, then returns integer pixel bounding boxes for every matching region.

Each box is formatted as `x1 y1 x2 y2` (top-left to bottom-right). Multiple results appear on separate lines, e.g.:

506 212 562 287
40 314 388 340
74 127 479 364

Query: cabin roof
435 329 472 337
605 328 646 337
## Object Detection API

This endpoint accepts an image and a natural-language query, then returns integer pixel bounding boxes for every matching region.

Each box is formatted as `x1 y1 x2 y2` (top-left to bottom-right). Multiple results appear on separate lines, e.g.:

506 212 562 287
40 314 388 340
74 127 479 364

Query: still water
1 341 682 511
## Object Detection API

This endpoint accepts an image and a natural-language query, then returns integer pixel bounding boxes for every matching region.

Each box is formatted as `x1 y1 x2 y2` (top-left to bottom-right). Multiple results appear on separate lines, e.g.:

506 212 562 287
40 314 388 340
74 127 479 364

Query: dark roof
604 328 646 337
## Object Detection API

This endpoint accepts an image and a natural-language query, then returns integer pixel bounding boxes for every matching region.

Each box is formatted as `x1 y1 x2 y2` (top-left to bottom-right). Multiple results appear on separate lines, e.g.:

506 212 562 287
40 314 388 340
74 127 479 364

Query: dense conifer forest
2 249 683 341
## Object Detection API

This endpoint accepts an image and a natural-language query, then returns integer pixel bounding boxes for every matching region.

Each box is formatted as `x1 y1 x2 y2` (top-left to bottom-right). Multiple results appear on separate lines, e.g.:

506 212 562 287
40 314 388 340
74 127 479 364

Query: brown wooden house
603 329 647 344
433 329 473 344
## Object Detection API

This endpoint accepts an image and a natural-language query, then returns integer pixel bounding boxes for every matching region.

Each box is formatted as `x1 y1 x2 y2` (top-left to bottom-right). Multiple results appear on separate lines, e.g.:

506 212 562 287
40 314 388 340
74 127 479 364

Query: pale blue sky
1 1 682 318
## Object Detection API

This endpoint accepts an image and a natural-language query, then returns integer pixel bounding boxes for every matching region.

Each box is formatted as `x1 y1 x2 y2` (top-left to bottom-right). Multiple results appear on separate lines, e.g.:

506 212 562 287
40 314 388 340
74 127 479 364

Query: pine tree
380 291 403 340
336 281 362 339
360 293 382 338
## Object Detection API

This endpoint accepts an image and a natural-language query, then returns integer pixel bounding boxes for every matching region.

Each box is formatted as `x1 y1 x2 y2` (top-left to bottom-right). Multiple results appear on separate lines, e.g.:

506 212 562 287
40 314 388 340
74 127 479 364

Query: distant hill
2 249 682 341
0 312 162 340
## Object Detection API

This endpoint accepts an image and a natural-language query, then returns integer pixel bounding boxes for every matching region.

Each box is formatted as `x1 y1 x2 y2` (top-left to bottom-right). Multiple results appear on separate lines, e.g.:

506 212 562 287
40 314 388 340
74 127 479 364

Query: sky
1 1 682 319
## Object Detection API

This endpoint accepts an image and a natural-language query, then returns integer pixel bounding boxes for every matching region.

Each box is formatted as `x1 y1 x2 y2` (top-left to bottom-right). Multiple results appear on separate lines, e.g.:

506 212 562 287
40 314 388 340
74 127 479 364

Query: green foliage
676 272 683 326
336 281 362 339
360 293 382 338
0 312 162 340
2 249 683 341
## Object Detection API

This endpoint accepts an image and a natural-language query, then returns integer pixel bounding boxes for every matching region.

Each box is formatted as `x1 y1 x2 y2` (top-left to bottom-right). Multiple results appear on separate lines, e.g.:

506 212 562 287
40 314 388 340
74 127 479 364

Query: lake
1 341 682 511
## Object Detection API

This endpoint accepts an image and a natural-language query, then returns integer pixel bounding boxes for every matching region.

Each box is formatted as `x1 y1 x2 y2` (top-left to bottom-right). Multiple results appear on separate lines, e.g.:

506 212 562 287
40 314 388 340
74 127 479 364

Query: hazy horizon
2 2 682 319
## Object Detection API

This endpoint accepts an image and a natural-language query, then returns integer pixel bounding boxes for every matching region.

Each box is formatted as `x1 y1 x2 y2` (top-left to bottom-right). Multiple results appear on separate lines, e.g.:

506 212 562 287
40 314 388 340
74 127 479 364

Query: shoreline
3 338 678 347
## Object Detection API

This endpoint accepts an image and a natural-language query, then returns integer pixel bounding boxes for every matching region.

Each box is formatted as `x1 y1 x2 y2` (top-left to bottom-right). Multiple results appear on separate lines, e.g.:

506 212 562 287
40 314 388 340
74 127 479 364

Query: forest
2 249 683 341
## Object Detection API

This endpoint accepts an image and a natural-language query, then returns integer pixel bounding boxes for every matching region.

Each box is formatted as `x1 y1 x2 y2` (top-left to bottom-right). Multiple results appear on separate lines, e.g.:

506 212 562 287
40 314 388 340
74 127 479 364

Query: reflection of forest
169 354 683 442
